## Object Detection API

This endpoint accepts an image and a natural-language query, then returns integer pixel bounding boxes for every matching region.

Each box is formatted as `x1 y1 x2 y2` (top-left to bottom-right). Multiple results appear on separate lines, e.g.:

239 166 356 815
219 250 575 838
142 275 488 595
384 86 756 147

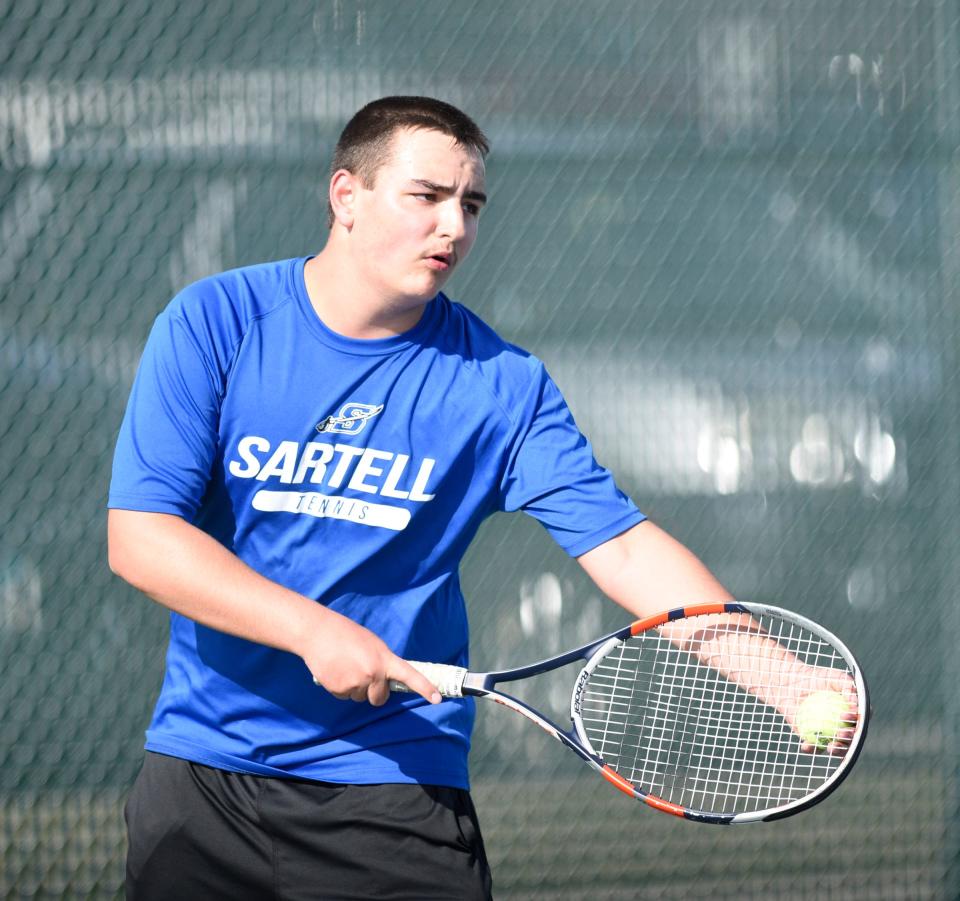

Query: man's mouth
426 252 453 271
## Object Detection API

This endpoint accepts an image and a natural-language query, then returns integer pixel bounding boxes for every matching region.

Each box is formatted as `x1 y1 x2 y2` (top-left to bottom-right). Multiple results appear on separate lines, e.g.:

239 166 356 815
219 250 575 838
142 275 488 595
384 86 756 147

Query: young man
108 97 843 900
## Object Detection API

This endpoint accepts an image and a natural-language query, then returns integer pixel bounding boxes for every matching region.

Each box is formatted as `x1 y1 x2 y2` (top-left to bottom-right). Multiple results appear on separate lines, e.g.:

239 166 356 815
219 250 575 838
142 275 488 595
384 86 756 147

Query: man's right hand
108 509 441 708
298 609 442 707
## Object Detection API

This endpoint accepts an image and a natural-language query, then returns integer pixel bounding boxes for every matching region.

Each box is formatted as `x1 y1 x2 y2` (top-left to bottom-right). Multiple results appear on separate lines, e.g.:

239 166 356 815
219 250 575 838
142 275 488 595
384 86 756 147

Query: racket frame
399 601 870 824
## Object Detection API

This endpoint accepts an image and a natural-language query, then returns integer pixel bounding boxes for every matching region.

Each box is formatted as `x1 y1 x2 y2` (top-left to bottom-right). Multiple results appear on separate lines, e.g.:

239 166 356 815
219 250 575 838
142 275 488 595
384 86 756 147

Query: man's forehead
384 127 486 184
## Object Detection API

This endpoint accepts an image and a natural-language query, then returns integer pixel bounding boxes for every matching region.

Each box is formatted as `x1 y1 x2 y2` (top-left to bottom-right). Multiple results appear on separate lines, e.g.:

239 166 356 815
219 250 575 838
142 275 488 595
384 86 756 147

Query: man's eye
464 202 481 216
414 193 436 202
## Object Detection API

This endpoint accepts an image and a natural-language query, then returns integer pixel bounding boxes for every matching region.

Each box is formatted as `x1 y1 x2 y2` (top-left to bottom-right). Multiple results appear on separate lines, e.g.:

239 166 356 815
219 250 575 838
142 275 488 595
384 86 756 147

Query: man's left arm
576 519 734 616
577 520 858 752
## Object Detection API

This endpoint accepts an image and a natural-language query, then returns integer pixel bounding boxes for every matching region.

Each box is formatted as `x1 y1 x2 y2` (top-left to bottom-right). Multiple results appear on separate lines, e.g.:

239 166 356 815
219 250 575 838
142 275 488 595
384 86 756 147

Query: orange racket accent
630 613 671 635
680 602 737 618
644 794 687 817
601 766 637 797
629 602 733 636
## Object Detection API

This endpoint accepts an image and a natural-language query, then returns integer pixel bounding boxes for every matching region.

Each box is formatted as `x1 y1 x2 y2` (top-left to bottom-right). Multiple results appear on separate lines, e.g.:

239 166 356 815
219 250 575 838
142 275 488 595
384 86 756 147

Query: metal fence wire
2 0 959 897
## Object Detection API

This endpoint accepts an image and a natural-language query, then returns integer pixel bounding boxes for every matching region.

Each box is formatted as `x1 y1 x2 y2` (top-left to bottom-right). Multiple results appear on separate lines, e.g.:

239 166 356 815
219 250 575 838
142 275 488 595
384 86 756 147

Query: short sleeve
108 301 227 519
498 365 645 557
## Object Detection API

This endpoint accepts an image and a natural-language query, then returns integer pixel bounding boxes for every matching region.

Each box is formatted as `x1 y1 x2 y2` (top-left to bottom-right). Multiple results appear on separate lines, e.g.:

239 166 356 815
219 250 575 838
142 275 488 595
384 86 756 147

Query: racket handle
389 661 467 698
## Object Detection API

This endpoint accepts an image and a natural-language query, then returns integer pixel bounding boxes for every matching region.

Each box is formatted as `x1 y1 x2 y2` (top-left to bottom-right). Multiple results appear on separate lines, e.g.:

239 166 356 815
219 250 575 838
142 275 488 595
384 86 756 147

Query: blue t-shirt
109 256 644 788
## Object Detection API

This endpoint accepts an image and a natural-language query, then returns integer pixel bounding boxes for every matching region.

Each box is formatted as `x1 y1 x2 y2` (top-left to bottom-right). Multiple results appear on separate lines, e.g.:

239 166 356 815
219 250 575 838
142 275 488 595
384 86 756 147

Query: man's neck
303 250 429 340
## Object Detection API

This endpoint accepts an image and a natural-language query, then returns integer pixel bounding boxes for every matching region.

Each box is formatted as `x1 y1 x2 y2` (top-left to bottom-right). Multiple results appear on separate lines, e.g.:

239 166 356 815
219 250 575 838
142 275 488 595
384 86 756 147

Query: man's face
346 127 487 306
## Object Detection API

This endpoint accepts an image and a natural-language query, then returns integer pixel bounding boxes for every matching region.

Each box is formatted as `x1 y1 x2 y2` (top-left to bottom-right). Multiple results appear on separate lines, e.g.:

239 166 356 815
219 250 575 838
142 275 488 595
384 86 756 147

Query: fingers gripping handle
389 662 467 698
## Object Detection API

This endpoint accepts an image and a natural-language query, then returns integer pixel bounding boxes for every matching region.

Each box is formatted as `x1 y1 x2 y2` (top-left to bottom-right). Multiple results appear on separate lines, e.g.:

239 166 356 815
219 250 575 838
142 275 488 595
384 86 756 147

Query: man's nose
436 201 466 241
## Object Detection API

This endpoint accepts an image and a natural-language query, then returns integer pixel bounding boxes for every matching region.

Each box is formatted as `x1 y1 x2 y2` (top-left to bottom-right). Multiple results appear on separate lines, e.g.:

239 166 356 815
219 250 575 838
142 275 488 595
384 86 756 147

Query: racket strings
579 613 852 815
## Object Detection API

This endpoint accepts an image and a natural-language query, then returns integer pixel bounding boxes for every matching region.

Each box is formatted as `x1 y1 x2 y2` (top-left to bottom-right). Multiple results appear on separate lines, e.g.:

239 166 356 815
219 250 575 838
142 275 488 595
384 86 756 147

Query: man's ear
329 169 359 229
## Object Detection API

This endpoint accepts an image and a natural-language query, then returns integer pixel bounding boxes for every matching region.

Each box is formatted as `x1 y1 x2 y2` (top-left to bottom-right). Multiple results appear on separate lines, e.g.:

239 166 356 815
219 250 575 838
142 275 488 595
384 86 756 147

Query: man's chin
402 277 448 303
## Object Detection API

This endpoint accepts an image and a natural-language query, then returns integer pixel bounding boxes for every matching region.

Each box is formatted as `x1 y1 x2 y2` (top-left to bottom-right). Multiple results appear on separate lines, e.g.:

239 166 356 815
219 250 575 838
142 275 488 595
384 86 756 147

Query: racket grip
389 661 467 698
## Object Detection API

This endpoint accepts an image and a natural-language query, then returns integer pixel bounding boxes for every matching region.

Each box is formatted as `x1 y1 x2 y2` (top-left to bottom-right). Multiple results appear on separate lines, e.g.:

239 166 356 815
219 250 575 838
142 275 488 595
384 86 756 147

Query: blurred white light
519 572 563 643
697 17 779 146
789 415 845 486
854 425 896 484
846 564 885 610
773 316 801 349
0 556 43 634
574 596 604 645
769 191 797 224
862 339 895 375
697 429 742 495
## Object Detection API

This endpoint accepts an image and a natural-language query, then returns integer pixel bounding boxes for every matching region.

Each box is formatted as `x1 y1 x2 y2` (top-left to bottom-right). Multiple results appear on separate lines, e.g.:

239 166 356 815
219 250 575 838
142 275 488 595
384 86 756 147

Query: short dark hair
326 96 490 227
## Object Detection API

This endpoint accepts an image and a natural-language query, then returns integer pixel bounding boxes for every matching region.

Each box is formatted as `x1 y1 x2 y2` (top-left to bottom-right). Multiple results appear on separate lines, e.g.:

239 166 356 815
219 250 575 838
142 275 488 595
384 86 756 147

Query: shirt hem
561 510 647 558
106 493 193 516
144 736 471 790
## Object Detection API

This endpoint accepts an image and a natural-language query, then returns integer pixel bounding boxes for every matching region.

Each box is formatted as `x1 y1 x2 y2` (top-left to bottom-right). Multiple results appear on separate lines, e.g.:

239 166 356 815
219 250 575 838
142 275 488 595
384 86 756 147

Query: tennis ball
796 690 849 749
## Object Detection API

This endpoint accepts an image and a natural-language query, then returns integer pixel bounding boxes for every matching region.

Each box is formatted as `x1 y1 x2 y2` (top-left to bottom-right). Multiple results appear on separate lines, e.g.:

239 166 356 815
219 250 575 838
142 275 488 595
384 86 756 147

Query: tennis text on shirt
228 436 436 532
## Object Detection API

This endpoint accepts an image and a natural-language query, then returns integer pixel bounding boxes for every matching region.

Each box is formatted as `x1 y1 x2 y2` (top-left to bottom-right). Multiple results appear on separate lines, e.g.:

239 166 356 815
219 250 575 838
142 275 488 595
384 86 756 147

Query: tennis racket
391 602 869 824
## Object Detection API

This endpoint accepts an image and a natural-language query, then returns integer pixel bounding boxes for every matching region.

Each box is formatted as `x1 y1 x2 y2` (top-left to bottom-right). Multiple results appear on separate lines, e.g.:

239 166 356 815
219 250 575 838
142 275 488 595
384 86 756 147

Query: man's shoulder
438 296 538 368
436 296 545 412
165 257 300 327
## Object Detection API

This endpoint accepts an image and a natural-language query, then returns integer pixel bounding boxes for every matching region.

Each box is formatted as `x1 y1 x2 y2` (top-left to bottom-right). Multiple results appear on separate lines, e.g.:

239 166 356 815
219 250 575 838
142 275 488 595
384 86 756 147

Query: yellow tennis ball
796 690 849 749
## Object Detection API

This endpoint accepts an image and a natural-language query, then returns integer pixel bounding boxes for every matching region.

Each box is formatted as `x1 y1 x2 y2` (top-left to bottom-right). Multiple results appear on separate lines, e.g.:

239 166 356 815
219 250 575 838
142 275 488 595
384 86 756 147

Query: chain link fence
1 0 958 897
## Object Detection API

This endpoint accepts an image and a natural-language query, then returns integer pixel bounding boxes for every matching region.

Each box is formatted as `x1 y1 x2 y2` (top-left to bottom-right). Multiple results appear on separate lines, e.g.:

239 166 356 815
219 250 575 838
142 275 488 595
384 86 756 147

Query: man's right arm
107 509 440 706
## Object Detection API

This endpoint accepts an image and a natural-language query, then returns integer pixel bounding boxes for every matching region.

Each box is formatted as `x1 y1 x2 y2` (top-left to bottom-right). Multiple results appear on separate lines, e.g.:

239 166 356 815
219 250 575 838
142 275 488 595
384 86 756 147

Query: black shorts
125 752 492 901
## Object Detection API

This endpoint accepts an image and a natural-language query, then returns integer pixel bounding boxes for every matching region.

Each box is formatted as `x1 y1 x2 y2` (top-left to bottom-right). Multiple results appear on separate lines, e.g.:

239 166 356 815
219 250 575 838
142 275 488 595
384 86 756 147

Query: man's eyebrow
411 179 487 204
